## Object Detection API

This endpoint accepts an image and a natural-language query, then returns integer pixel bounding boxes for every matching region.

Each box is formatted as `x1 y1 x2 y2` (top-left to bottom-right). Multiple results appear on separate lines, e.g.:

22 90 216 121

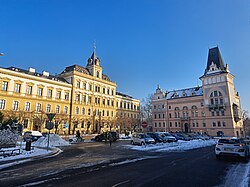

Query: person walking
109 132 113 147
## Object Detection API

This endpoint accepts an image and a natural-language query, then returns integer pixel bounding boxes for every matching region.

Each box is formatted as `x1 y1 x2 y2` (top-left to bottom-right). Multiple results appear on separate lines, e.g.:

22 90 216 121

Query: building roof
3 66 69 83
166 86 203 100
205 47 226 74
62 64 90 75
116 91 134 99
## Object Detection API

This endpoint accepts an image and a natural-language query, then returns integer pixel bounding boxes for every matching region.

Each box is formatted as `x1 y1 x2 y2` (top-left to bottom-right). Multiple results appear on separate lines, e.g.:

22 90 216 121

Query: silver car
131 133 155 146
215 137 249 162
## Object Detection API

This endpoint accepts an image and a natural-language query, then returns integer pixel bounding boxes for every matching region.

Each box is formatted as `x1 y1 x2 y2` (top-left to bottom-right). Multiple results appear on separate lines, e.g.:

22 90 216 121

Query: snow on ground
0 145 52 169
33 134 70 148
124 139 217 152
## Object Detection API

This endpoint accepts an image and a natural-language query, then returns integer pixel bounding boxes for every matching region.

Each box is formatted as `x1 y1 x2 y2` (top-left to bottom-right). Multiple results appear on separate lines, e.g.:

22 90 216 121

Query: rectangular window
15 83 21 93
27 85 32 95
25 102 30 111
56 91 61 99
175 122 177 127
76 107 79 114
38 88 43 96
77 81 81 88
213 122 216 127
0 99 6 109
159 114 161 119
211 112 215 116
56 105 60 113
64 106 68 114
163 122 165 127
23 119 29 129
2 81 8 91
169 122 172 127
65 92 69 100
155 123 157 127
203 123 206 127
48 89 53 98
81 121 84 128
169 106 171 109
36 103 42 112
159 122 161 127
46 104 51 113
221 111 225 116
13 101 19 111
216 111 220 116
223 122 226 127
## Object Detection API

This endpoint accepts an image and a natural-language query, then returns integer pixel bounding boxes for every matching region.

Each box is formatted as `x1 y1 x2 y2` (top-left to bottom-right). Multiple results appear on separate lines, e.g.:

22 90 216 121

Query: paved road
0 141 234 187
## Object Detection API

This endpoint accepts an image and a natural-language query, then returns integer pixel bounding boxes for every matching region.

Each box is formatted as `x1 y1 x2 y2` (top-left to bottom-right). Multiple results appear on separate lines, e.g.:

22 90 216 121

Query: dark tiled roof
166 86 203 99
61 64 90 75
5 66 69 83
116 91 133 99
206 47 226 73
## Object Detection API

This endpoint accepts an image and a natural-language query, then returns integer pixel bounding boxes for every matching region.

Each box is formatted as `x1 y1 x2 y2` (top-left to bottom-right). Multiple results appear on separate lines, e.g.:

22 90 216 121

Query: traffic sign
46 113 56 121
46 122 54 130
142 122 148 128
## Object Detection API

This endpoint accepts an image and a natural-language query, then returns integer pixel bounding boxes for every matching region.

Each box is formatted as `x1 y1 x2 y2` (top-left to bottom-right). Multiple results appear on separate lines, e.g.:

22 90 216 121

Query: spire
205 46 226 74
87 42 100 66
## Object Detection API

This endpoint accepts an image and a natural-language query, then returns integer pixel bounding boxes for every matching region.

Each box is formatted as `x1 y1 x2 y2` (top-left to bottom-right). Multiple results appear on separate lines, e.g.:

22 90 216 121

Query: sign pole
47 129 50 151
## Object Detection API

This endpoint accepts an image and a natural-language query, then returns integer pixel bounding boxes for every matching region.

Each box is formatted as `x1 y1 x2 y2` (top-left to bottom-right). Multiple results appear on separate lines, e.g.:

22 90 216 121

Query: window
48 89 53 98
163 114 165 118
64 106 68 114
103 88 105 94
169 106 171 109
56 105 60 113
196 123 199 127
56 91 61 99
216 111 220 116
0 99 6 109
76 94 80 102
218 121 221 127
38 88 43 96
25 102 30 111
159 122 161 127
88 108 91 115
169 122 172 127
155 114 157 119
15 83 21 93
13 101 19 111
23 119 29 129
88 96 92 104
221 111 225 116
27 86 32 95
175 122 177 127
46 104 51 113
223 122 226 127
213 122 216 127
81 121 84 128
203 123 206 127
2 81 8 91
36 103 42 112
163 122 165 127
169 113 172 118
155 123 157 127
211 111 215 116
82 108 85 115
76 107 79 114
77 81 81 88
65 92 69 100
158 114 161 118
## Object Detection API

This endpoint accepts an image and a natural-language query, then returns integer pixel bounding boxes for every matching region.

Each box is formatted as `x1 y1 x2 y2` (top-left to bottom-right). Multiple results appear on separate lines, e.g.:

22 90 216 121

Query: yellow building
0 49 140 134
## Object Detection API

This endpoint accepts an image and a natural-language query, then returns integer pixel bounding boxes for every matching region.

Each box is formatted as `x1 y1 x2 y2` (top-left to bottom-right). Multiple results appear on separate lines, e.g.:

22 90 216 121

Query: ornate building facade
0 49 140 134
152 47 243 137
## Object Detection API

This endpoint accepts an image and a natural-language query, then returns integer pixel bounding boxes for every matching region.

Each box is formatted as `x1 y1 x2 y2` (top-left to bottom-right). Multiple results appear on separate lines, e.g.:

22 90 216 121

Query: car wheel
141 142 145 146
216 155 221 160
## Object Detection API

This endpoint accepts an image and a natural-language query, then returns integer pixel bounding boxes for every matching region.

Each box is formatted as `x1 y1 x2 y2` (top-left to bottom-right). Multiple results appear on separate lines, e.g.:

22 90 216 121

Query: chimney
42 71 50 77
28 67 35 73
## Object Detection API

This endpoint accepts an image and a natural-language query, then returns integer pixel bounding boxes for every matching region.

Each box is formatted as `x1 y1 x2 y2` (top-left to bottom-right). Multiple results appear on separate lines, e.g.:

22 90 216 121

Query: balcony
208 104 226 111
180 117 190 121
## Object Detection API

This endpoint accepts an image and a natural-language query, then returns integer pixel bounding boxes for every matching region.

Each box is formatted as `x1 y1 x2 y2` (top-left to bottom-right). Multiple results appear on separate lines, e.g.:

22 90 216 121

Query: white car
131 133 155 146
215 137 249 162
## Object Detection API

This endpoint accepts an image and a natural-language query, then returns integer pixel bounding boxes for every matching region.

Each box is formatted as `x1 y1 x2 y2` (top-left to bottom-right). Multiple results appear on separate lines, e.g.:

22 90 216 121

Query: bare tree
140 94 153 130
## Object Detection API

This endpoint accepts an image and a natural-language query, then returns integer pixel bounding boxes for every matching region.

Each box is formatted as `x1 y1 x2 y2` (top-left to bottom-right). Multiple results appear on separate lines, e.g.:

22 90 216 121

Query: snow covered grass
124 139 217 152
33 134 70 148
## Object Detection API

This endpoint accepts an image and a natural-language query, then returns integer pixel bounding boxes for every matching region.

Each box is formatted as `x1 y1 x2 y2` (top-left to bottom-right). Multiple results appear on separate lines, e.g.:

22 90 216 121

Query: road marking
112 180 130 187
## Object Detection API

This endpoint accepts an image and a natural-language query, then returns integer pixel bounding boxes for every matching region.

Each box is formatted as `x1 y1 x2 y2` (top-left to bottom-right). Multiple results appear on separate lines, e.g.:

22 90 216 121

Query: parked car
147 132 164 143
95 132 119 142
156 132 177 142
215 137 249 162
23 131 43 142
131 133 155 145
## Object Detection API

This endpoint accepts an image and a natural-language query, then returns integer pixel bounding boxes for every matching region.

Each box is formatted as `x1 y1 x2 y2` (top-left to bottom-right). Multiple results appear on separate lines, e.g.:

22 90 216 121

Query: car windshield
218 139 241 144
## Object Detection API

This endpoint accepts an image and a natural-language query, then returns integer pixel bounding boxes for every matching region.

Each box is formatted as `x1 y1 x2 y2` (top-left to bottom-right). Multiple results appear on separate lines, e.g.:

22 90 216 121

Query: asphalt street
0 141 238 187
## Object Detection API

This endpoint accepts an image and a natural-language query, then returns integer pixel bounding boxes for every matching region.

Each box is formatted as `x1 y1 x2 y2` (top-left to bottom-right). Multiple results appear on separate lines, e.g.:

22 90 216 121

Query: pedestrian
109 132 113 147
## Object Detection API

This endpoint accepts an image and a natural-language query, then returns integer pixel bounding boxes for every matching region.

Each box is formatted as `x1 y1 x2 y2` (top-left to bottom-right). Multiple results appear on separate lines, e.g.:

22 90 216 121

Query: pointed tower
86 45 103 78
200 46 243 137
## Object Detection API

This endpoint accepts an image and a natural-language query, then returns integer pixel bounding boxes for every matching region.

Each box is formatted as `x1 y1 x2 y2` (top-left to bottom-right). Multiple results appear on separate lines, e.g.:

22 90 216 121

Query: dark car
95 132 119 142
147 132 164 143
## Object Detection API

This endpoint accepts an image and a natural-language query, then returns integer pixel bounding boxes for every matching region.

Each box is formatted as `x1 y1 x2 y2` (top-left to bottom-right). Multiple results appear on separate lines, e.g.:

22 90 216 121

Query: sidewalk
0 146 61 170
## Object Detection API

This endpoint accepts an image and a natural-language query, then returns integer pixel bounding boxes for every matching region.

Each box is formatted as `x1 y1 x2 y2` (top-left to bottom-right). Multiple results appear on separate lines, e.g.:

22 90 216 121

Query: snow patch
33 134 70 148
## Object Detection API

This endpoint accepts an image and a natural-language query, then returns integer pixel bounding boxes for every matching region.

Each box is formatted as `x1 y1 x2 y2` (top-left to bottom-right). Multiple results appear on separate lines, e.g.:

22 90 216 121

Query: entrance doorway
184 123 189 133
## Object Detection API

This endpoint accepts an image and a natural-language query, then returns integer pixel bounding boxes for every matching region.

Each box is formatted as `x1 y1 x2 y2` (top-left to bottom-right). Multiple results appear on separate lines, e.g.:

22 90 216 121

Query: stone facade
0 50 140 134
152 47 243 137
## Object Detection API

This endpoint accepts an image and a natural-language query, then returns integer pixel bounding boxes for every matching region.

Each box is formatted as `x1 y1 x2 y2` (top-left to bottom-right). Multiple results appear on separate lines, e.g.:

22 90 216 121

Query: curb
0 147 61 170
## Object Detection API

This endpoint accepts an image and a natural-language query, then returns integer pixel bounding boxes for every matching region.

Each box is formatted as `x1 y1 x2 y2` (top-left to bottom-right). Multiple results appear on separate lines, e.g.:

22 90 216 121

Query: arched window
191 105 198 117
210 90 223 105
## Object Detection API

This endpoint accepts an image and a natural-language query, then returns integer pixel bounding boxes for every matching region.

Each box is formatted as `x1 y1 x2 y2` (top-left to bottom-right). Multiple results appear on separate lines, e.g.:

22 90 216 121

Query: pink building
152 47 243 137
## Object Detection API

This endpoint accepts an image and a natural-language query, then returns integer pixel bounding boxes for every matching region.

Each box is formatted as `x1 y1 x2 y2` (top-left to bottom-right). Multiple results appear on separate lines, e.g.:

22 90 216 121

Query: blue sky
0 0 250 112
